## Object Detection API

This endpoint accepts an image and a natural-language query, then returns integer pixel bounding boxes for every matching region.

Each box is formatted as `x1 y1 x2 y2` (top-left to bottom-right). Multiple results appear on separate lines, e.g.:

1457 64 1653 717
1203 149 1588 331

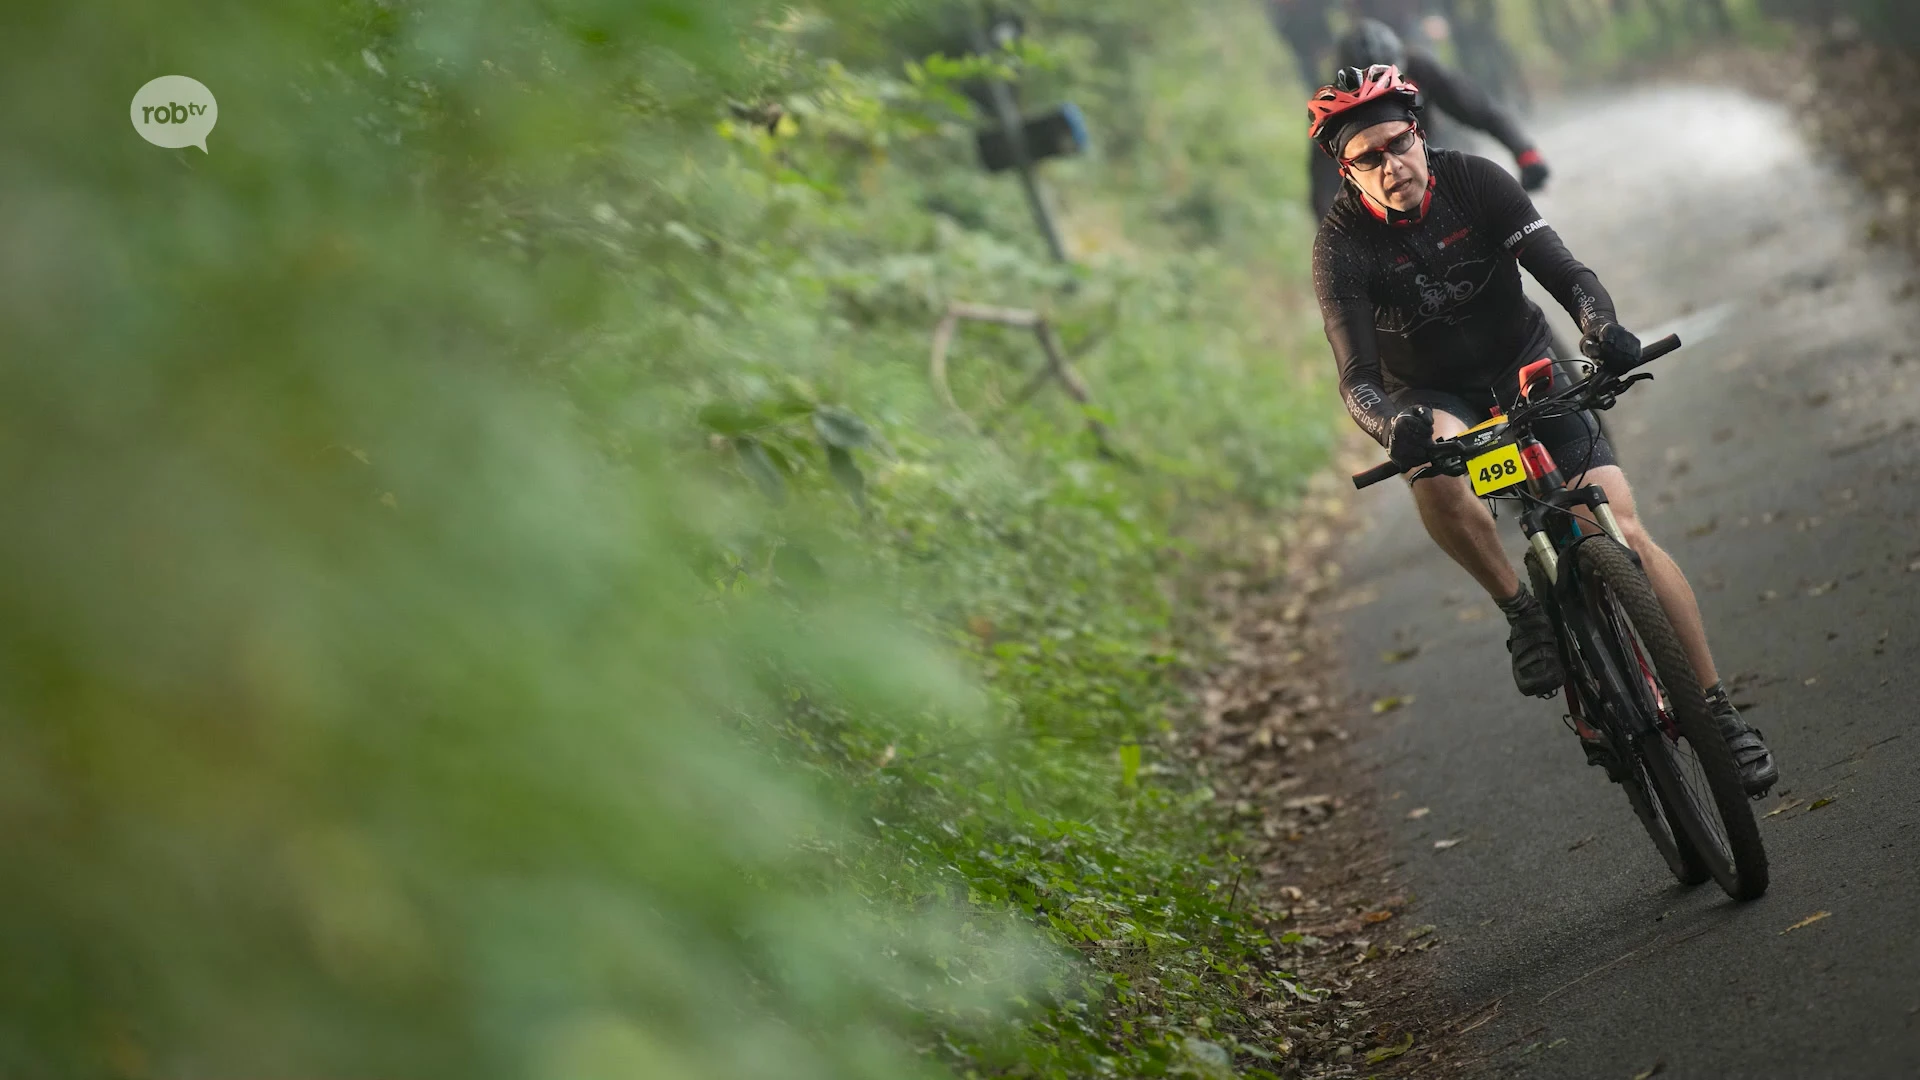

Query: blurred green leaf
826 445 866 506
735 437 788 503
813 405 873 449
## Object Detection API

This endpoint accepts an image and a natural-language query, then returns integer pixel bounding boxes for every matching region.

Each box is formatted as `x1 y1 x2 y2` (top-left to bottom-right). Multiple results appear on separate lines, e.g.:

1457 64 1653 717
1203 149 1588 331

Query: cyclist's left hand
1517 151 1550 192
1581 321 1643 374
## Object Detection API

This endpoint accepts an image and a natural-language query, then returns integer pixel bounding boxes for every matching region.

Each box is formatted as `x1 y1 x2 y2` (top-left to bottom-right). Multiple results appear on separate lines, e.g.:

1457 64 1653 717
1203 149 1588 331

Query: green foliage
1759 0 1920 42
1492 0 1783 76
1 0 1335 1077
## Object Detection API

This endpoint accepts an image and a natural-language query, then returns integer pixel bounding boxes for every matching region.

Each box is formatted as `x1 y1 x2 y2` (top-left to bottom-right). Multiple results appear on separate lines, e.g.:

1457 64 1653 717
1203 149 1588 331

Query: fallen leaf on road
1781 911 1832 935
1632 1060 1667 1080
1806 580 1838 597
1809 796 1836 811
1406 806 1430 820
1381 646 1421 664
1759 589 1780 602
1362 910 1395 924
1908 559 1920 573
1686 518 1718 538
1804 676 1820 686
1433 837 1463 851
1567 834 1595 851
1366 1033 1415 1065
1403 924 1436 941
1371 695 1413 714
1456 606 1490 623
1764 798 1804 818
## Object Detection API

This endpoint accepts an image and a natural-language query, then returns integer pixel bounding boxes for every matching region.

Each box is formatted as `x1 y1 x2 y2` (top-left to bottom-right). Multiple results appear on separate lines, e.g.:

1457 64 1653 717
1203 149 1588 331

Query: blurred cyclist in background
1309 17 1548 219
1265 0 1337 93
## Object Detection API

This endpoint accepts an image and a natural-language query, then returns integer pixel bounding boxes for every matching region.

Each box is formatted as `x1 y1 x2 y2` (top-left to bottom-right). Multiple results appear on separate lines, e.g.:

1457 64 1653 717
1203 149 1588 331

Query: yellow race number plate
1468 443 1526 496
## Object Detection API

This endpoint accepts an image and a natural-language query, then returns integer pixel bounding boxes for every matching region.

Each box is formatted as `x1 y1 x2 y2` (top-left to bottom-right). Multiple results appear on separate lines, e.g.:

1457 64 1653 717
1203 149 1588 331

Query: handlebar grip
1353 459 1405 489
1638 333 1681 365
1613 333 1681 376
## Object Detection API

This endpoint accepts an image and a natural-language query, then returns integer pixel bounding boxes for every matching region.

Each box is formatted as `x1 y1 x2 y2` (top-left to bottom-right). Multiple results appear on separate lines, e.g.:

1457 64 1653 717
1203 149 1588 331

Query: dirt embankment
1179 439 1477 1078
1788 29 1920 257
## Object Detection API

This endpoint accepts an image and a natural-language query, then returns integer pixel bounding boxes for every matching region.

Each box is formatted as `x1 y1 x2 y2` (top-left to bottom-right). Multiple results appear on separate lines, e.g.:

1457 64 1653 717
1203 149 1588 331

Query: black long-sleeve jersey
1310 46 1536 219
1312 149 1614 447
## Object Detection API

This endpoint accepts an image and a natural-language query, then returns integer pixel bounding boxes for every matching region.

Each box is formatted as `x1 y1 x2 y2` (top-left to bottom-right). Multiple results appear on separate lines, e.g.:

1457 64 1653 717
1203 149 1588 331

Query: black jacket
1312 149 1613 446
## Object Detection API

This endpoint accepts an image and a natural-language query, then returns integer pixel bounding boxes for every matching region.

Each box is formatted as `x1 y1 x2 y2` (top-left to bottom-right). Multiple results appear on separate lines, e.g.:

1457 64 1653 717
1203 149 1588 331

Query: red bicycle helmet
1307 63 1423 159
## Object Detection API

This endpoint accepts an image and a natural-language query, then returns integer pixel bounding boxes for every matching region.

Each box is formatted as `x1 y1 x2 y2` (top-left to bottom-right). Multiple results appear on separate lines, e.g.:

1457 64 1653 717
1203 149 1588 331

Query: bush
0 1 1337 1076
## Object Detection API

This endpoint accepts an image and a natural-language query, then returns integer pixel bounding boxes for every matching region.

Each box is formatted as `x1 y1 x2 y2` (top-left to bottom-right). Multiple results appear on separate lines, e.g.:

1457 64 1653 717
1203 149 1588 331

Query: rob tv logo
130 75 218 152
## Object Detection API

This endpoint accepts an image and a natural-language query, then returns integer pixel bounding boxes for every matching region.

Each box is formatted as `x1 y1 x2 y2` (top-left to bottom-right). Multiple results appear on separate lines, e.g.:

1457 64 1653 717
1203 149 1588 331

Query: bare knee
1610 507 1658 559
1411 473 1490 522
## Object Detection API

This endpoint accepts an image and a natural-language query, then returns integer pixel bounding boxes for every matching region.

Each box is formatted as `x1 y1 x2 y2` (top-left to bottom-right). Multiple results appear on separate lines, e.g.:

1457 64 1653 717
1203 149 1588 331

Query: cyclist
1265 0 1336 93
1307 65 1777 794
1309 19 1549 220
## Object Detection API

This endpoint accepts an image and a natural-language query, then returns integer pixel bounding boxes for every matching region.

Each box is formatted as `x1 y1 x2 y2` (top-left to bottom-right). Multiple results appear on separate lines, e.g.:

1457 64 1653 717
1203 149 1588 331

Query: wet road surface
1338 84 1920 1078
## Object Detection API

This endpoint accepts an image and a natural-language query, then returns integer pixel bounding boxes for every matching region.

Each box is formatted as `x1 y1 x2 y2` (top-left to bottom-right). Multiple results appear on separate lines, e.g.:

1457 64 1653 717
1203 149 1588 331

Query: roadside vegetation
3 2 1354 1078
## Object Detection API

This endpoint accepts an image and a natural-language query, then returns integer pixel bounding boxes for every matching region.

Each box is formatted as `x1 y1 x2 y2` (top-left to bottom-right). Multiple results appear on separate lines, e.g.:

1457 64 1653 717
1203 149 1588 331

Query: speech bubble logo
131 75 218 153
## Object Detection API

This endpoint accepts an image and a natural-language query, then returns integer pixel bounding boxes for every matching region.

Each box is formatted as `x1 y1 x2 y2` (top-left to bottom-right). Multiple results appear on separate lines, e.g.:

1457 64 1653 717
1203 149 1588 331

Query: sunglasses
1341 123 1421 173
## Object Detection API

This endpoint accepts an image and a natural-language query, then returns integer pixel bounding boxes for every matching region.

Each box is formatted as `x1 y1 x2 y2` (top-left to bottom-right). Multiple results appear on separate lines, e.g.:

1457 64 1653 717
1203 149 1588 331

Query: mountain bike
1352 336 1768 900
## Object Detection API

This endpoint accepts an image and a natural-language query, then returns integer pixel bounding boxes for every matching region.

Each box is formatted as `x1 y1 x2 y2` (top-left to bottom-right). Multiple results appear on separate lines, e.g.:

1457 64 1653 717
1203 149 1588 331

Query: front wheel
1575 538 1769 900
1535 549 1708 888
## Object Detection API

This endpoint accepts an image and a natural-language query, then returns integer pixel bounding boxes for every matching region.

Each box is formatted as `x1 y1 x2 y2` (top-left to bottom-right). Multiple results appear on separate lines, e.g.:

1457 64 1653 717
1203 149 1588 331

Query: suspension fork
1513 434 1631 585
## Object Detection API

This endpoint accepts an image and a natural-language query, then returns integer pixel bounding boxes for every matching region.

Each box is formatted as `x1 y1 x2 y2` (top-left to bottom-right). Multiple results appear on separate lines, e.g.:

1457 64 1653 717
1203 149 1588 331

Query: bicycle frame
1498 431 1651 735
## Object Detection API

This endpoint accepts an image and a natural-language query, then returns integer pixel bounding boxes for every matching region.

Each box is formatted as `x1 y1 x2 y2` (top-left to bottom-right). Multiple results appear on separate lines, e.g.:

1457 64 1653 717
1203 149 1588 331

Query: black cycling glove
1580 321 1643 375
1388 405 1435 472
1517 150 1550 192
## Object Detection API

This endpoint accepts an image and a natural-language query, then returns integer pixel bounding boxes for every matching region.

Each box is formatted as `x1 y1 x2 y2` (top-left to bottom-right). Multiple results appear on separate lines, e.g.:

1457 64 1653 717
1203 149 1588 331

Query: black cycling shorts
1388 363 1615 480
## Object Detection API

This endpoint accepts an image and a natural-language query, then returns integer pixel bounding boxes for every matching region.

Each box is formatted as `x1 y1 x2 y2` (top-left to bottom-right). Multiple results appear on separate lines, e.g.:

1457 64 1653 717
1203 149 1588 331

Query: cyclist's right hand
1387 404 1435 471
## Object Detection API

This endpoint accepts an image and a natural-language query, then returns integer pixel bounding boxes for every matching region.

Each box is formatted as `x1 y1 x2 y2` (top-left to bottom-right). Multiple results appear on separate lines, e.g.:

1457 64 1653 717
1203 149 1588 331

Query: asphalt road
1338 84 1920 1078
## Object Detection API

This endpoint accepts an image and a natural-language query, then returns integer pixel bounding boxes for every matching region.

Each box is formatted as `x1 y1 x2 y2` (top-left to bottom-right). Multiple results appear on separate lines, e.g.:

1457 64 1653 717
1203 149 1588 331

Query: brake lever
1587 372 1654 412
1428 444 1468 478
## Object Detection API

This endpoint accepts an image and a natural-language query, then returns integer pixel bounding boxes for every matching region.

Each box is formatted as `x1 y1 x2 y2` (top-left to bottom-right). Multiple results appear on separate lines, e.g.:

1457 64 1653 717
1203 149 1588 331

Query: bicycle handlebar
1612 332 1680 376
1350 334 1683 490
1353 459 1405 488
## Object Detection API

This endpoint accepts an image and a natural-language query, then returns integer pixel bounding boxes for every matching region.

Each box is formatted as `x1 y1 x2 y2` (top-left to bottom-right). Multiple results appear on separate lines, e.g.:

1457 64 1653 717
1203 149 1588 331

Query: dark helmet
1335 18 1407 72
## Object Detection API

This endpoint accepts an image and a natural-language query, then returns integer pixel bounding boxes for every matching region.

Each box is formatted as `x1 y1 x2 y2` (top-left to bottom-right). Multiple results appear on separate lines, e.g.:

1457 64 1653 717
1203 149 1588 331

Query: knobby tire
1530 550 1707 887
1575 537 1768 900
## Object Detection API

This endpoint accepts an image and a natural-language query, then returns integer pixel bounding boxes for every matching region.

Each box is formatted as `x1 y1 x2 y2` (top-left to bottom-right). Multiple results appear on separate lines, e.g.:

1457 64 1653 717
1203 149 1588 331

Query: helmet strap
1345 145 1434 227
